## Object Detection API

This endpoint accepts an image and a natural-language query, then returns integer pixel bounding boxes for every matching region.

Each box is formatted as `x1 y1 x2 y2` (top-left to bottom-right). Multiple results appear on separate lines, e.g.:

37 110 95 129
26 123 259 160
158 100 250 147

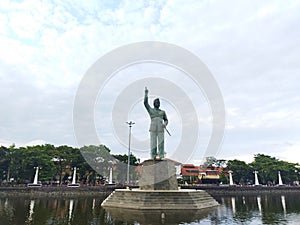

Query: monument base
139 159 178 190
101 189 219 209
101 159 219 210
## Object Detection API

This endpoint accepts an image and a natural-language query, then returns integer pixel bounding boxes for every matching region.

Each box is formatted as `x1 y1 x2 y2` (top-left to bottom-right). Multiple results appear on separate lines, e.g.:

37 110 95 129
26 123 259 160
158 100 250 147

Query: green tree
202 156 227 168
113 153 140 183
0 146 9 182
51 145 78 184
219 171 229 184
250 154 298 185
227 159 253 185
4 145 56 183
20 145 56 182
80 145 115 183
113 154 140 166
0 143 141 186
7 145 23 183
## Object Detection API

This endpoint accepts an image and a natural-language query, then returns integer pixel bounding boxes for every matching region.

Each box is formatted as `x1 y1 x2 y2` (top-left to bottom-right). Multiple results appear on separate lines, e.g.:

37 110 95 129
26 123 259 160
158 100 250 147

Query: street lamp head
126 121 135 127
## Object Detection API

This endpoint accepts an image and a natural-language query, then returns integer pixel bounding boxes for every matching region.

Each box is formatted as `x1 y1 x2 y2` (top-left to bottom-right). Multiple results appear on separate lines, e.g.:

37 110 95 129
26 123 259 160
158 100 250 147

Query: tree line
0 144 139 185
204 154 300 185
1 143 299 186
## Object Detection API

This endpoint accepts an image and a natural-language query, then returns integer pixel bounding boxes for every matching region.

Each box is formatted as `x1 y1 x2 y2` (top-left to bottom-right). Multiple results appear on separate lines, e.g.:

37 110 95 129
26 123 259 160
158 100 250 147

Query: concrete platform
101 189 219 210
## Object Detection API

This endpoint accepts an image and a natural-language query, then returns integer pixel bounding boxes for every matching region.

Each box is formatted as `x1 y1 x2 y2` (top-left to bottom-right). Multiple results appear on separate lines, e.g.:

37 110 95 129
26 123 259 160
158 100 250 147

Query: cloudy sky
0 0 300 165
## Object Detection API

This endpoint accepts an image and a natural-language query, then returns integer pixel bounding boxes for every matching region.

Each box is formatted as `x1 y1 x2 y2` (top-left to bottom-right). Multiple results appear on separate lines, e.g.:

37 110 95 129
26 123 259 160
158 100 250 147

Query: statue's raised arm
144 87 150 111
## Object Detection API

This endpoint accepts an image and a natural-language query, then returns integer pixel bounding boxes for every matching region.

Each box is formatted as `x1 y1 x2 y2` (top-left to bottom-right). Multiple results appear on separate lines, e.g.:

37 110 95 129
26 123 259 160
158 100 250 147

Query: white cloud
273 143 300 164
9 11 40 39
0 0 300 164
224 154 255 164
0 13 8 35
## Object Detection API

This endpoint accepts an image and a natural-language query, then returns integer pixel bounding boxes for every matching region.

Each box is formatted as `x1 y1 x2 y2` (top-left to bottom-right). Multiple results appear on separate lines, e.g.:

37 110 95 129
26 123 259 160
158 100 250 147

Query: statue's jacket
144 95 167 133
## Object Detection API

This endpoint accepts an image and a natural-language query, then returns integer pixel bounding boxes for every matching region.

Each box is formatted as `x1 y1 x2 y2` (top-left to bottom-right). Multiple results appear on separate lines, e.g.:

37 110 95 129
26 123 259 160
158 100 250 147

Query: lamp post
126 121 135 185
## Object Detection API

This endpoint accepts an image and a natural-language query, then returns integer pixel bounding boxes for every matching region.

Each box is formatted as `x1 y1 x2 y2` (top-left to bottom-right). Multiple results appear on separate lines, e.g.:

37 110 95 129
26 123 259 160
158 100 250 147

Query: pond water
1 193 300 225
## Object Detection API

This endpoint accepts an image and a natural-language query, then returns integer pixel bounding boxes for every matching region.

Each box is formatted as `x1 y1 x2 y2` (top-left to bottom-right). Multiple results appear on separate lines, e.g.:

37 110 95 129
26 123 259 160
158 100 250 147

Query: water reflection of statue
144 87 168 160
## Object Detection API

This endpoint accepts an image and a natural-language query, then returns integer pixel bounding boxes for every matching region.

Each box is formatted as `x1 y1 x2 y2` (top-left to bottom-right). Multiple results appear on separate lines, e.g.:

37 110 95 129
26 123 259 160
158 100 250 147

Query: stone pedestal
101 189 219 210
101 159 219 210
139 159 178 190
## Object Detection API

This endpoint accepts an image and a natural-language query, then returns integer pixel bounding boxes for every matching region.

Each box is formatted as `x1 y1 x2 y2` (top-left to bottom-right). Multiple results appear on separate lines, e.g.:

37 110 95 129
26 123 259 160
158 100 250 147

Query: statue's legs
150 132 157 159
157 132 164 159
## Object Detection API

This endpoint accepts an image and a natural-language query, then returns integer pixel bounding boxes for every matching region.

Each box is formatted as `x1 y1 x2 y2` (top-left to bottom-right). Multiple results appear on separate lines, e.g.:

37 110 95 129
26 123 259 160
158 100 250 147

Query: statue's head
153 98 160 109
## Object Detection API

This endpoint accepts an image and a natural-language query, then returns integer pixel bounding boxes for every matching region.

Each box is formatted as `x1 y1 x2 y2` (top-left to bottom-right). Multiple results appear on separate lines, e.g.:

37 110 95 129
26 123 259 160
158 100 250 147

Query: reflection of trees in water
213 194 300 224
0 197 107 225
285 193 300 213
0 198 14 225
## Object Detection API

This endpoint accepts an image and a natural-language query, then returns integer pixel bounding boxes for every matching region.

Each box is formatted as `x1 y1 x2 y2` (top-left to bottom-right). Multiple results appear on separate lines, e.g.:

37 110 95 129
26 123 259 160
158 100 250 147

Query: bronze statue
144 87 168 160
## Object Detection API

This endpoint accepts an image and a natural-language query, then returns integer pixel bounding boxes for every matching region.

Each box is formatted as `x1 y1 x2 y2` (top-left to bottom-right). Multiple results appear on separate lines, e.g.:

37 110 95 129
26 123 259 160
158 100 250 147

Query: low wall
1 185 300 198
0 186 115 198
181 185 300 196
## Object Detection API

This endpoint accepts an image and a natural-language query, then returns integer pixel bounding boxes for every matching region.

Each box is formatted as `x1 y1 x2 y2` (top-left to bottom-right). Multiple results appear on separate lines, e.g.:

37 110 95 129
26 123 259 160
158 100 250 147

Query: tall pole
126 121 135 184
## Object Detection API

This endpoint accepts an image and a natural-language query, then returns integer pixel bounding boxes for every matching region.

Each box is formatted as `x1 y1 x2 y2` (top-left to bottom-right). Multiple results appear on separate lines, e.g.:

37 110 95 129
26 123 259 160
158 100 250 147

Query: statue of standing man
144 87 168 160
